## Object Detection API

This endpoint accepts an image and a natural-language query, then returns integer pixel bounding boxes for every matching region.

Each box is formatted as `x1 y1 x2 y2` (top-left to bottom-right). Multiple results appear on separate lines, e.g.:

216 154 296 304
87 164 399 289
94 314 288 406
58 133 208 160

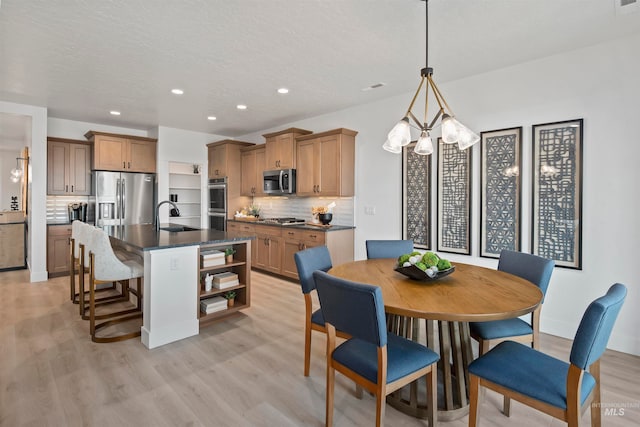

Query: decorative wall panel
480 127 522 258
402 142 430 249
437 138 471 254
532 119 583 269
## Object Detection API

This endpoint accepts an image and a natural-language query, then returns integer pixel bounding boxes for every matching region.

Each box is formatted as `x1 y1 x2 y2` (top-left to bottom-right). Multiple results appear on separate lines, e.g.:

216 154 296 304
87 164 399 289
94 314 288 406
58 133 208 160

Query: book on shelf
201 304 227 314
200 297 227 314
201 250 225 267
212 271 239 289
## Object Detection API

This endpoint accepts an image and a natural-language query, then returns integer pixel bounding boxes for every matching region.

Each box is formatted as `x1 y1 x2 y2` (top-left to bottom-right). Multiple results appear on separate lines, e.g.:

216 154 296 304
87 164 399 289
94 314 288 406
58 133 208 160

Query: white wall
0 101 48 281
240 34 640 355
154 126 226 226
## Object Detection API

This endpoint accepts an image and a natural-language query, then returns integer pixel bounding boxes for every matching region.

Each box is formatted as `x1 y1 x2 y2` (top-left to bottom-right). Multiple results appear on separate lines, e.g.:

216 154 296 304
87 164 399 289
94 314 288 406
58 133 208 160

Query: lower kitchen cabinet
47 224 72 276
0 222 26 270
253 225 282 274
228 221 354 280
280 227 354 279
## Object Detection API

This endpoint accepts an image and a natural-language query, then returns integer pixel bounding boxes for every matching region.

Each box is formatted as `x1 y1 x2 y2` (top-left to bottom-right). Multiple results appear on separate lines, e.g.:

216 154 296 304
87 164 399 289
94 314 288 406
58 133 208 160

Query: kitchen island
104 224 255 349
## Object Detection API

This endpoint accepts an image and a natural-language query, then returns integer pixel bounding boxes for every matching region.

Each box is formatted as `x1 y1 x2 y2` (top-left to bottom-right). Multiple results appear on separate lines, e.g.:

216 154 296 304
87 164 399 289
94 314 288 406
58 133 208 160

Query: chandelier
383 0 479 155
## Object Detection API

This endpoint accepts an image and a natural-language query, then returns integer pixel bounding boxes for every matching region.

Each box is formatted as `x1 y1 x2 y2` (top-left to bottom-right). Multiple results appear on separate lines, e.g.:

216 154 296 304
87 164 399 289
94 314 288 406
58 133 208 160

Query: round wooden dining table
328 258 543 421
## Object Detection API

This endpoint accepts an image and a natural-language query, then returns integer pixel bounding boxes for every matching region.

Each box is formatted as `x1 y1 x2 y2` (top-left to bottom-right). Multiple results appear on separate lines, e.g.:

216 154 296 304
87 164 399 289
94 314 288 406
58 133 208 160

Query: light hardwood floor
1 269 638 426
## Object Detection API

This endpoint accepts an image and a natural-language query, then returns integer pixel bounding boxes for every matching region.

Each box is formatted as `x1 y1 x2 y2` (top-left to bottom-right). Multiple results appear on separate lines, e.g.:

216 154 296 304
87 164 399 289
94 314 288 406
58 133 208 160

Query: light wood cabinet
229 220 354 280
240 145 266 196
47 138 92 195
85 131 157 173
263 128 312 170
208 144 228 178
0 222 26 270
295 128 357 197
253 225 282 274
280 227 354 279
207 140 254 217
47 224 72 276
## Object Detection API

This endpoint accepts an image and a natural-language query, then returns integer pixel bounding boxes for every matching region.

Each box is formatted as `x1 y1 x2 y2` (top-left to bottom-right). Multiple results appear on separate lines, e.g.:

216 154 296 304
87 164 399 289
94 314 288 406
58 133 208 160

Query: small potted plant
224 290 236 308
225 247 236 263
248 204 261 218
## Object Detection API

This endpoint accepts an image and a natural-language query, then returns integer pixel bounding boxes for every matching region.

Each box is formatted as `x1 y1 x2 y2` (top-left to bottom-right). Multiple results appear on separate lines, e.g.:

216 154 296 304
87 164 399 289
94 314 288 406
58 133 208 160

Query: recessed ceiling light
237 104 247 110
207 116 217 121
171 88 184 95
277 88 289 94
362 82 386 91
110 111 121 116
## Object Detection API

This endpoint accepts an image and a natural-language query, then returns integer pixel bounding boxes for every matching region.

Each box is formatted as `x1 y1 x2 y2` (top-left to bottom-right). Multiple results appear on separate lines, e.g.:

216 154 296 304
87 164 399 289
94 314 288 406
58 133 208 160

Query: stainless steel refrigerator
94 171 156 227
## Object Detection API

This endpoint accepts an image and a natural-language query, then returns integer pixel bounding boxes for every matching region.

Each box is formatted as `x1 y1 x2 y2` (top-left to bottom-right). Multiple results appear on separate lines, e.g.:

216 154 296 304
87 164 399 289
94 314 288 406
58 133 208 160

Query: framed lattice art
480 127 522 258
532 119 583 269
402 141 431 249
437 138 472 255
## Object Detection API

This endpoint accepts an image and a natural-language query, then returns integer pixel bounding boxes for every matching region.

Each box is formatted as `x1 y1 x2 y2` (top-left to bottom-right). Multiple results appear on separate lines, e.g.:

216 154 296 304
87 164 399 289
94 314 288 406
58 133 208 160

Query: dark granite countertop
228 219 354 232
103 223 255 251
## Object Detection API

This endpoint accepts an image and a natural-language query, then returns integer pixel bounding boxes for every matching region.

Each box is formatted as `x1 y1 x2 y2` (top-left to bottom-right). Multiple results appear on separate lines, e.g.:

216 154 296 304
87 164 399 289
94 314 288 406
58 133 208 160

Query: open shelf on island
197 240 251 326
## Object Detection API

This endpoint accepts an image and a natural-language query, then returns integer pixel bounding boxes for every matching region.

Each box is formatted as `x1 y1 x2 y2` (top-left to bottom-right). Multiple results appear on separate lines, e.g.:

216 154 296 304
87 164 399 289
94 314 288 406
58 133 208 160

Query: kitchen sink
159 226 200 232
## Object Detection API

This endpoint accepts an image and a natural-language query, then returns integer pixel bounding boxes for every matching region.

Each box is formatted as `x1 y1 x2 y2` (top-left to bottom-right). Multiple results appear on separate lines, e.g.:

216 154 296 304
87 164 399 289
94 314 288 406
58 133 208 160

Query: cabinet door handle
123 161 126 168
66 185 68 192
128 162 131 169
71 185 74 192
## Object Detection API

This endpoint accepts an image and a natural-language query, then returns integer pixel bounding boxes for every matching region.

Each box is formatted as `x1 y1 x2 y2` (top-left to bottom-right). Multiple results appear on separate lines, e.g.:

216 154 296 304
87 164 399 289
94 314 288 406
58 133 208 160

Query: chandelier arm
407 111 423 129
427 75 455 117
404 76 426 117
427 108 444 130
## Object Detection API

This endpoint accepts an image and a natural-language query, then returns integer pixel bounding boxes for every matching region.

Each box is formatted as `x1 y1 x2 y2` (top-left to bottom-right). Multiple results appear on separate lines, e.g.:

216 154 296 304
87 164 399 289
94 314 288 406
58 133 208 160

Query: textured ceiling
1 0 639 137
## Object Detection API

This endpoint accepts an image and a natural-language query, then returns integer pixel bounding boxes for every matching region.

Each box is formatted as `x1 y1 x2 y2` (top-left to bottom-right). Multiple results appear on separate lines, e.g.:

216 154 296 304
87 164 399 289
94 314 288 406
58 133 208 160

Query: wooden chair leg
375 388 385 427
590 361 602 427
304 324 312 376
426 366 436 427
325 324 336 427
355 384 363 399
503 396 511 417
469 374 481 427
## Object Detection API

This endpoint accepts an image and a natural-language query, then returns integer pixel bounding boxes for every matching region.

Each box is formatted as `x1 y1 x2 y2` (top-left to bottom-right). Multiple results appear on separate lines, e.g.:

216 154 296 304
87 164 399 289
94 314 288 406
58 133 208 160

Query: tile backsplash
46 196 95 223
251 197 354 226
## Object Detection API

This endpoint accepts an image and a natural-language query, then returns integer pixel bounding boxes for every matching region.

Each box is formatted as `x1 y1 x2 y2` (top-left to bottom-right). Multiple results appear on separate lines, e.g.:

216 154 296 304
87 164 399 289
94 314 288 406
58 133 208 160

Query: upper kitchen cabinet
240 145 266 196
263 128 312 170
295 128 357 197
84 131 157 173
207 140 254 179
47 137 92 195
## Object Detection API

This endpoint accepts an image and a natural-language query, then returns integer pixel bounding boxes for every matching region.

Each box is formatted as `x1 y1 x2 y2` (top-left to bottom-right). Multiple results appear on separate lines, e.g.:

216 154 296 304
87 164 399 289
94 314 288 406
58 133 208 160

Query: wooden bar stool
72 221 127 319
87 227 144 343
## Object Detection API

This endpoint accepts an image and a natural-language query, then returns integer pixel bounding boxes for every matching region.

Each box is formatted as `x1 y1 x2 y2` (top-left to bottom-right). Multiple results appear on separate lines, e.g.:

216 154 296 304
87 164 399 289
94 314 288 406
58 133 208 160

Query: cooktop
259 217 306 225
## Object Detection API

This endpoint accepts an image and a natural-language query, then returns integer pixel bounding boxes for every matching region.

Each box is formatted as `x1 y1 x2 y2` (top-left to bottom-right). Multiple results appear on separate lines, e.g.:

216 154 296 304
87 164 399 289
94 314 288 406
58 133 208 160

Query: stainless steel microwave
263 169 296 195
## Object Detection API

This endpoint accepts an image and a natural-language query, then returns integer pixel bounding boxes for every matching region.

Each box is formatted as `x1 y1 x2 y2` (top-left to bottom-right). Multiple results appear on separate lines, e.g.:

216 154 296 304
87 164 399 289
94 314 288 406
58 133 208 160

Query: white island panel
142 245 199 349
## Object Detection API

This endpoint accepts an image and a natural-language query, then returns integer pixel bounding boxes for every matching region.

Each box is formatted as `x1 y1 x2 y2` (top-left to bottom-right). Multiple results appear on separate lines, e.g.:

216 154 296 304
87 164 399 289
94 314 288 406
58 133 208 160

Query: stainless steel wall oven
208 177 227 231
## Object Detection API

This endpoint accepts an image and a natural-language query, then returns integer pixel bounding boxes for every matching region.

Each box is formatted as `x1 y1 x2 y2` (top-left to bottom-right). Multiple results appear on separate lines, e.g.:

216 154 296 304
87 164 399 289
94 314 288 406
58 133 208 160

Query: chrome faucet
155 200 180 230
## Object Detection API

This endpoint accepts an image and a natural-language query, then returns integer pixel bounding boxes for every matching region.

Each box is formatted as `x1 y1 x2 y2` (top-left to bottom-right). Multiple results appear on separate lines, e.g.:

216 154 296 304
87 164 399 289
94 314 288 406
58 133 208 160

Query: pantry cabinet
263 128 312 170
47 138 92 195
85 131 157 173
295 128 357 197
240 145 266 196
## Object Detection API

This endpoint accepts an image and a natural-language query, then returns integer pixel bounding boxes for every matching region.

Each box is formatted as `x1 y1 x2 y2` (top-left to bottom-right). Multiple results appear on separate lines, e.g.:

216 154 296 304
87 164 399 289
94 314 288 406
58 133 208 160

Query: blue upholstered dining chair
470 250 555 354
365 239 413 259
468 283 627 427
294 245 350 377
313 270 439 427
